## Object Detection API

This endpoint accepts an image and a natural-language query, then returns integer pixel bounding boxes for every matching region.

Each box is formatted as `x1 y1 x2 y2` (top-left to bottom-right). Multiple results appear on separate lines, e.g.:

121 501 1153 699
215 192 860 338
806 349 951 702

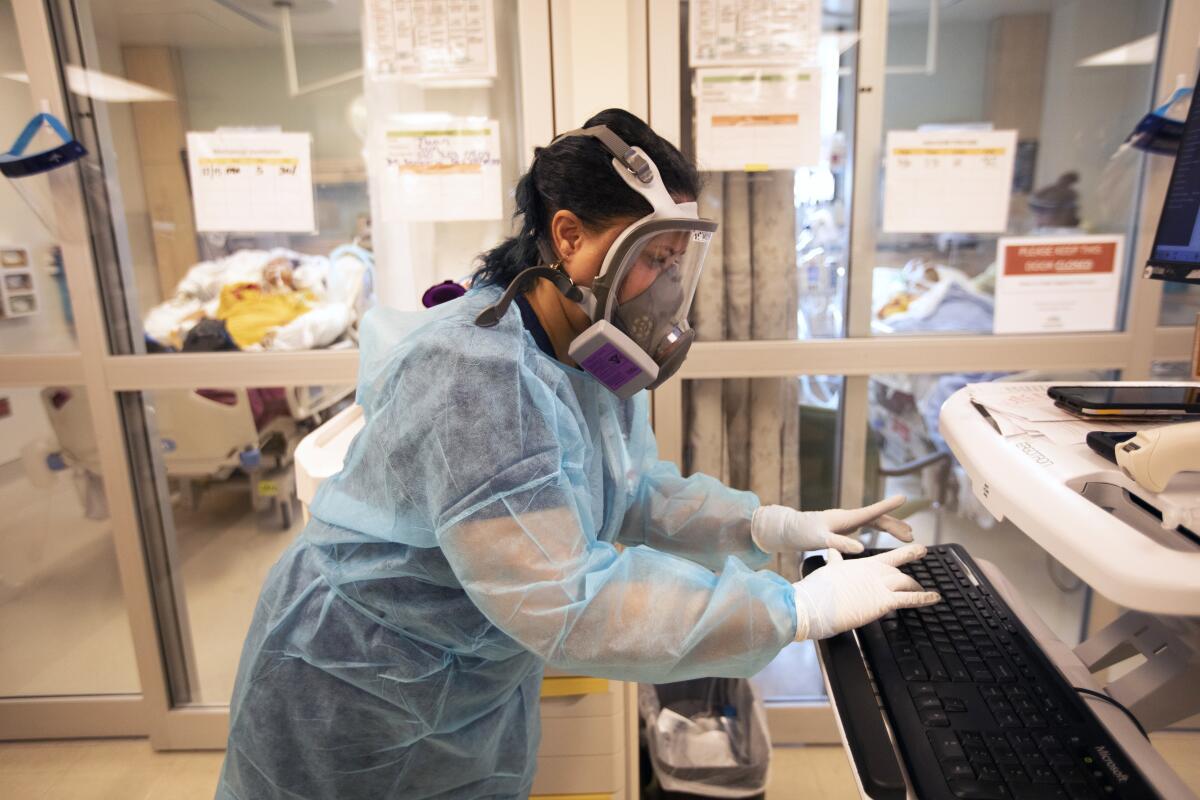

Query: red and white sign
994 235 1125 334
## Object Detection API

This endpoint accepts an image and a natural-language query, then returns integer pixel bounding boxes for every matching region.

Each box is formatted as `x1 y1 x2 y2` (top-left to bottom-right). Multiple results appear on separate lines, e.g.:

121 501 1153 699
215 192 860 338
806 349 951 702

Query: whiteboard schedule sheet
187 131 316 234
380 118 503 222
883 129 1017 234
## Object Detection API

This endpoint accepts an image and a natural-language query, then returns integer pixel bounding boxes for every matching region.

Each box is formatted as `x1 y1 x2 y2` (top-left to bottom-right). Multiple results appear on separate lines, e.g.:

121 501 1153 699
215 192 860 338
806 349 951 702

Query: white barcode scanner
1113 421 1200 493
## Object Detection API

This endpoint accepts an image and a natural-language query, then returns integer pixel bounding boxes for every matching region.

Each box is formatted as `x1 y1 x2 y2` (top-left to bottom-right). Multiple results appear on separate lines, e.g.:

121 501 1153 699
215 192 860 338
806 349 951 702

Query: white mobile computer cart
295 405 640 800
818 382 1200 800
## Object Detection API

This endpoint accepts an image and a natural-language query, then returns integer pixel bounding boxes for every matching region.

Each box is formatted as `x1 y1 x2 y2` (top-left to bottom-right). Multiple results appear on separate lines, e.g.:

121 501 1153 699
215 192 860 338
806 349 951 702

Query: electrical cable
1073 687 1149 740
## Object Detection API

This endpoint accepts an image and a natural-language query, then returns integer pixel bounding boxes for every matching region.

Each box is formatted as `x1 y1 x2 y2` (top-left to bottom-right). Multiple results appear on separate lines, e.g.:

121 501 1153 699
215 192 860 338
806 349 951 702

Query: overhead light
2 65 173 103
1078 34 1158 67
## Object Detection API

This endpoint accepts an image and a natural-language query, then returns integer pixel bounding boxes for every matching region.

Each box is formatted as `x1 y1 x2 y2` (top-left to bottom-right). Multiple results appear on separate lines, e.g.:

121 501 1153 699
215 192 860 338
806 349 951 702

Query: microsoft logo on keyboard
1093 745 1130 785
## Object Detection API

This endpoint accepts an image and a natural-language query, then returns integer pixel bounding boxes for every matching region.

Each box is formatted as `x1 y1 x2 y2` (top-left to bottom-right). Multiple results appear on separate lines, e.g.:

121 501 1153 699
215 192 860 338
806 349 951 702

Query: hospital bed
29 246 372 527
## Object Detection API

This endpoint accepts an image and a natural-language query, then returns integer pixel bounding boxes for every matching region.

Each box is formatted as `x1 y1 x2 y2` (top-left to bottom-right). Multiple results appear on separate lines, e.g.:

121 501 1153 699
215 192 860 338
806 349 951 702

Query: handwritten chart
381 119 502 221
883 130 1017 234
187 132 315 233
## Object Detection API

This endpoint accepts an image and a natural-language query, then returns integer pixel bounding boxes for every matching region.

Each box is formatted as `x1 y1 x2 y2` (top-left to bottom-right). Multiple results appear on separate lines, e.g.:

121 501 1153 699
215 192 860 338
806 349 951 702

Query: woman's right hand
792 544 941 641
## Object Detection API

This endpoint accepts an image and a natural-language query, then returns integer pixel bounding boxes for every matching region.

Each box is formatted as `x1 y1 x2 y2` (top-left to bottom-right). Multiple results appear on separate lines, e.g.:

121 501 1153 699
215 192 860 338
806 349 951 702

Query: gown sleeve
616 397 771 572
415 328 796 683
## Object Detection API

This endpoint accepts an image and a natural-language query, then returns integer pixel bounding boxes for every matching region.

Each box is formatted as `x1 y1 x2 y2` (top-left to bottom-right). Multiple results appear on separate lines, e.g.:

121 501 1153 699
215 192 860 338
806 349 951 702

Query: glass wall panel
132 383 352 705
0 385 140 696
1160 284 1200 327
56 0 528 355
682 374 843 703
680 1 858 340
871 0 1165 338
0 0 79 354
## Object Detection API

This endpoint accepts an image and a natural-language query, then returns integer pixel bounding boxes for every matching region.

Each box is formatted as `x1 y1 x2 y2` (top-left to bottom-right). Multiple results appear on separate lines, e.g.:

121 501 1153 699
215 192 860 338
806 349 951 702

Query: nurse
216 108 939 800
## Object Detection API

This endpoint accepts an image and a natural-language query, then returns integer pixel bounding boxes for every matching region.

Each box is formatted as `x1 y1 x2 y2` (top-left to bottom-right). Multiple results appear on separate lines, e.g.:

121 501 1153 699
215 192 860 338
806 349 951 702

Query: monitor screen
1147 74 1200 285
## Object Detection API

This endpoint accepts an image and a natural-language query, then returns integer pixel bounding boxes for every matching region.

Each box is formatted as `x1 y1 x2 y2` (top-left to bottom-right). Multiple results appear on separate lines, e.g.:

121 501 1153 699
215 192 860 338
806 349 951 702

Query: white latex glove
792 544 941 641
751 495 914 556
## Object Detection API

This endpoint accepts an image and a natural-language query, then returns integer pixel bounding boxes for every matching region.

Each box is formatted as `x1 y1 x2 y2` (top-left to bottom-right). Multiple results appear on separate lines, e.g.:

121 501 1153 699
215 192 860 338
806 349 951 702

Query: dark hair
472 108 700 288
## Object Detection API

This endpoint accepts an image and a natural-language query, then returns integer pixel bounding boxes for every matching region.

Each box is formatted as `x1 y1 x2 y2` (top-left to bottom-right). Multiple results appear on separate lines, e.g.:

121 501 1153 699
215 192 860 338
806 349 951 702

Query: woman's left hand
751 495 914 555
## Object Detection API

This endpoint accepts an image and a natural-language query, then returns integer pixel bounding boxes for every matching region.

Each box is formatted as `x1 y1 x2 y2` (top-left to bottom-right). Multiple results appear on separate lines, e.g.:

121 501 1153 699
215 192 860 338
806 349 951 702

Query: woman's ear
550 210 585 263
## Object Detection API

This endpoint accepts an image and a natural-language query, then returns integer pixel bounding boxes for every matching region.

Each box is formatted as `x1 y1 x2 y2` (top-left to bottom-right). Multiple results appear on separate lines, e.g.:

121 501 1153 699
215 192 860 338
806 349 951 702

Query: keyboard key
942 758 976 779
929 730 965 761
915 696 943 711
1024 712 1048 728
948 779 1008 799
1054 764 1087 783
1028 765 1059 784
996 712 1021 728
991 748 1020 765
960 731 985 748
1006 783 1068 799
983 732 1008 750
943 654 970 682
1010 733 1038 753
970 665 995 682
922 710 950 727
976 764 1002 782
1000 764 1028 783
944 696 967 713
918 645 949 681
966 745 992 764
898 658 928 681
980 686 1002 699
909 682 936 698
992 662 1017 682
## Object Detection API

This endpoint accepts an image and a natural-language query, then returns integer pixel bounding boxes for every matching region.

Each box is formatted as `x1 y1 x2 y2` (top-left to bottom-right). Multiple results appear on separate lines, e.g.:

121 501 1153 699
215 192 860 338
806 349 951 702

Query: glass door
652 0 1197 745
33 0 553 747
0 0 147 740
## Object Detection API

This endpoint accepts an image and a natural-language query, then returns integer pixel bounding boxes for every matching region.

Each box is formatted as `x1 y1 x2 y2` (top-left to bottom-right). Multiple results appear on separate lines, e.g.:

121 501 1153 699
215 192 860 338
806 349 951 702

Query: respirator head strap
474 264 582 327
552 125 652 184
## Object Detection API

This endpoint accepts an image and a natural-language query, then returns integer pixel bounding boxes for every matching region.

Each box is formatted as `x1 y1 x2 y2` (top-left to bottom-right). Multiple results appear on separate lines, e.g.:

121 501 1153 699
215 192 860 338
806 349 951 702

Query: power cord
1073 686 1149 740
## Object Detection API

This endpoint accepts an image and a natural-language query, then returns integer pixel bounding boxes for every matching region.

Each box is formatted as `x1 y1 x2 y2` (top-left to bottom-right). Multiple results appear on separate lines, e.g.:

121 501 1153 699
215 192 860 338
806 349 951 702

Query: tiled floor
4 735 1200 799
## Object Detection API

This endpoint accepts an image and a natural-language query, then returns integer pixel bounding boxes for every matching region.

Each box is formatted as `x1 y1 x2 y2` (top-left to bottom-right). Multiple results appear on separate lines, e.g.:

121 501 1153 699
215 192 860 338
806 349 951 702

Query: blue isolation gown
215 286 797 800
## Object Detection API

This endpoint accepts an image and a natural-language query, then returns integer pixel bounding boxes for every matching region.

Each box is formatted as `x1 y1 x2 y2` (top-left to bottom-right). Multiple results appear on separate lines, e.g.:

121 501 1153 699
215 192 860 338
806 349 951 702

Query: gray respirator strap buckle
553 125 652 184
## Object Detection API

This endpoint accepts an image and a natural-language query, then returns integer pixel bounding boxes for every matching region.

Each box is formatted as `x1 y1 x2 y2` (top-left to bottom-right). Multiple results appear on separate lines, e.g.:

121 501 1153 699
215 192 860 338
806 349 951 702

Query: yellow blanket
216 282 313 348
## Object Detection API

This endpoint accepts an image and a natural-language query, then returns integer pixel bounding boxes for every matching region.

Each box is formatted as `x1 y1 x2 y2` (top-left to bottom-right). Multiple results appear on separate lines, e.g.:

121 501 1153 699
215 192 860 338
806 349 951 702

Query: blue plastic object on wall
0 113 87 178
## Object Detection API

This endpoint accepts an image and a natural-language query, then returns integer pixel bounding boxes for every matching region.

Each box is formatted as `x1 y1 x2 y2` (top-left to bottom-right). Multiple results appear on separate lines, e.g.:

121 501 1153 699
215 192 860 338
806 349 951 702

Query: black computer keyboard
853 544 1159 800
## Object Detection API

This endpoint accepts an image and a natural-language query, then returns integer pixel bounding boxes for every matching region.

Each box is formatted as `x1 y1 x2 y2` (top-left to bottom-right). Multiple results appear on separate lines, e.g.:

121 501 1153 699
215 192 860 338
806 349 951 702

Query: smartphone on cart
1047 384 1200 418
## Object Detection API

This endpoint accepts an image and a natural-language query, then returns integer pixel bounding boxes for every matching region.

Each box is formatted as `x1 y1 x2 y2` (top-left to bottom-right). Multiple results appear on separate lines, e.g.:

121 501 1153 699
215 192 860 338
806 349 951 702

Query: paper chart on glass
689 0 821 67
966 382 1166 446
380 119 502 222
993 236 1125 334
694 68 821 172
186 131 315 233
882 130 1017 234
365 0 496 82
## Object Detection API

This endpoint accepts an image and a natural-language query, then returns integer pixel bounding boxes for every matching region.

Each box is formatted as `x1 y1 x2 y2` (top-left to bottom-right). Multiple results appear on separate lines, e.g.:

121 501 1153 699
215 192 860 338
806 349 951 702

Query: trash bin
639 677 770 799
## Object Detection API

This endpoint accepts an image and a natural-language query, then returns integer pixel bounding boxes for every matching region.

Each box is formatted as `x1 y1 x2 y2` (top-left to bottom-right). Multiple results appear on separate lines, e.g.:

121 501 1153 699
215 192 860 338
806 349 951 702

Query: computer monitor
1146 73 1200 285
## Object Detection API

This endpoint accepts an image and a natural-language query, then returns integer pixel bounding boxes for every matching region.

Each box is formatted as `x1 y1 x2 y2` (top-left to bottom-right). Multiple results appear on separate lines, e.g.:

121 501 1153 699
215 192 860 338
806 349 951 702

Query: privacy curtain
684 170 800 511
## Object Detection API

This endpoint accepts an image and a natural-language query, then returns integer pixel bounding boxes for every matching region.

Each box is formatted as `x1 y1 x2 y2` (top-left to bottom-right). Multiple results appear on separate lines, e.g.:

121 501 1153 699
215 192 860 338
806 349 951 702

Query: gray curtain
685 171 800 510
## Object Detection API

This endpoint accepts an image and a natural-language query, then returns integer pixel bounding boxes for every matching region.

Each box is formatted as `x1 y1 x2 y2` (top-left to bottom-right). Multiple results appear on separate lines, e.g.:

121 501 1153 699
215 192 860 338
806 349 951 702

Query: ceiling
87 0 362 49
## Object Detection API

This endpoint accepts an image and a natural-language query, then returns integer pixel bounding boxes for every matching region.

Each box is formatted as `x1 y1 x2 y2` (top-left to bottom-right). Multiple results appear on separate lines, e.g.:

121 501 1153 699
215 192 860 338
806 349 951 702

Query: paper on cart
966 382 1079 423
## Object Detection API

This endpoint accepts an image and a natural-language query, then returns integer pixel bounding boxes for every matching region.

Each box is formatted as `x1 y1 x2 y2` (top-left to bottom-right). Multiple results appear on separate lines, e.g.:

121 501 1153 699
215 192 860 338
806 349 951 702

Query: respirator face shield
585 218 714 389
475 124 717 399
